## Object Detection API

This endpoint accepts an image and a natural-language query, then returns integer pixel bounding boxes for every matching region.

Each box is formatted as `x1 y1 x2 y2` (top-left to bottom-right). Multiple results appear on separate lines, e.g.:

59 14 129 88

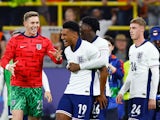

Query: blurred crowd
0 0 159 26
0 1 160 120
0 0 159 65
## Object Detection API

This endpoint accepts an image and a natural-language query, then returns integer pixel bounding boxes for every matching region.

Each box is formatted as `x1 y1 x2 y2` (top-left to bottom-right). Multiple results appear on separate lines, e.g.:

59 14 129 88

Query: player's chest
15 39 46 54
67 50 89 64
129 50 147 63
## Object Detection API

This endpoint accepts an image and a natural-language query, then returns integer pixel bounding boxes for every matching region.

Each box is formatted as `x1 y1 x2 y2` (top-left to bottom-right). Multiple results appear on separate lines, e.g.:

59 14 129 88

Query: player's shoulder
95 36 108 46
130 41 153 49
144 41 159 51
38 34 50 41
10 33 24 42
81 39 92 45
81 40 97 49
96 36 108 43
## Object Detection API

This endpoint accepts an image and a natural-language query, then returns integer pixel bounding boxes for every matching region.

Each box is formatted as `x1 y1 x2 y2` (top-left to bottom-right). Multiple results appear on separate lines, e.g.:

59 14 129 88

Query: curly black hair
81 16 100 33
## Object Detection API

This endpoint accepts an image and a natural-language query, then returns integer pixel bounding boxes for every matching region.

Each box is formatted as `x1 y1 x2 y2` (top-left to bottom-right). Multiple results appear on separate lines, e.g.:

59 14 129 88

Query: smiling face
23 16 40 36
61 28 77 48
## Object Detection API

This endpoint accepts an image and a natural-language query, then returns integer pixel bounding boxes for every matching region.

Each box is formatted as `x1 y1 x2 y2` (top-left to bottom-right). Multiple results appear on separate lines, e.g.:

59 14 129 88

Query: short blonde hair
130 17 146 28
23 11 39 21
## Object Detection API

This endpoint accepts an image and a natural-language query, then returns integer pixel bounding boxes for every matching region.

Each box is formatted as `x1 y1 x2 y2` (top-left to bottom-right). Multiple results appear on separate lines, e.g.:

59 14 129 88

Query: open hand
49 48 62 61
7 61 18 76
116 94 123 104
95 94 108 109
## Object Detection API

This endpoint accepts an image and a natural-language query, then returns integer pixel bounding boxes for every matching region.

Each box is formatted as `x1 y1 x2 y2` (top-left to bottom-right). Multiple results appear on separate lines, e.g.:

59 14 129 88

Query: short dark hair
104 35 115 46
81 16 100 33
63 21 80 34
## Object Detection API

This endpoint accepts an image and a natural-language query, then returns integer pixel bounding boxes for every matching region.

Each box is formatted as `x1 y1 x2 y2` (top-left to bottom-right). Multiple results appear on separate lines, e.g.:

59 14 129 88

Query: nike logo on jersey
20 46 26 48
130 114 139 117
77 115 84 119
128 117 138 120
92 115 98 118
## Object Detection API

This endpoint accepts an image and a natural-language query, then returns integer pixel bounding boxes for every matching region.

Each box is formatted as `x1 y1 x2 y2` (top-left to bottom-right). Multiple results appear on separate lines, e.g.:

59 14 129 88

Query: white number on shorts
37 100 42 110
78 104 87 115
92 104 100 114
131 104 141 115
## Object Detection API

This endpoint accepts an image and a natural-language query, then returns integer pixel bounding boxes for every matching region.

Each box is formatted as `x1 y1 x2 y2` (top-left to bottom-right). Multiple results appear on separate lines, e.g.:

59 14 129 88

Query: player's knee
55 113 71 120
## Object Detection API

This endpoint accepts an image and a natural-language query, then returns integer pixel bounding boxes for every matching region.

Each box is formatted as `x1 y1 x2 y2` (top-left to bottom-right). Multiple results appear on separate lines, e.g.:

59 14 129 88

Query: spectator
46 0 67 25
63 8 79 23
144 0 160 26
91 8 117 38
136 0 148 24
104 35 124 120
37 0 51 25
114 34 129 62
116 0 134 25
101 0 134 25
149 25 160 120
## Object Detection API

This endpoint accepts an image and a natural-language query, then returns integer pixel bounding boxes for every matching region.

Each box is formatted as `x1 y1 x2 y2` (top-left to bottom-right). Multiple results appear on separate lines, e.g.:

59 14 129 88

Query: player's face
80 22 89 40
23 16 40 36
61 29 72 47
129 23 142 41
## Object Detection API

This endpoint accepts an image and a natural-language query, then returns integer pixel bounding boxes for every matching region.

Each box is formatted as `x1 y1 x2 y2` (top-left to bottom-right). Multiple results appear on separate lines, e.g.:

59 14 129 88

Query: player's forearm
99 67 108 95
119 74 131 95
80 58 107 70
80 50 109 70
149 66 159 100
42 70 51 92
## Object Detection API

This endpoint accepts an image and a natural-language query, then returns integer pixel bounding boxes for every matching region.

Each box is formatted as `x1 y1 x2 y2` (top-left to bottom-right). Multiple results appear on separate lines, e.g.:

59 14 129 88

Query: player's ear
23 21 26 27
87 25 92 30
72 31 78 39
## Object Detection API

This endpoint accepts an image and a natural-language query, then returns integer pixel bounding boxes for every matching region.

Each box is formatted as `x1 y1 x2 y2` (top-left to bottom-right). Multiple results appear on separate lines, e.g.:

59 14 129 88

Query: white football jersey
64 39 100 95
77 36 110 96
119 41 159 99
92 36 110 96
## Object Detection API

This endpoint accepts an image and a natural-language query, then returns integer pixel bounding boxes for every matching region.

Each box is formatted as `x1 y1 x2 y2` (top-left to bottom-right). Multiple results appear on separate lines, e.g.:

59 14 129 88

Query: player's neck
88 32 96 43
134 37 145 47
24 31 37 37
